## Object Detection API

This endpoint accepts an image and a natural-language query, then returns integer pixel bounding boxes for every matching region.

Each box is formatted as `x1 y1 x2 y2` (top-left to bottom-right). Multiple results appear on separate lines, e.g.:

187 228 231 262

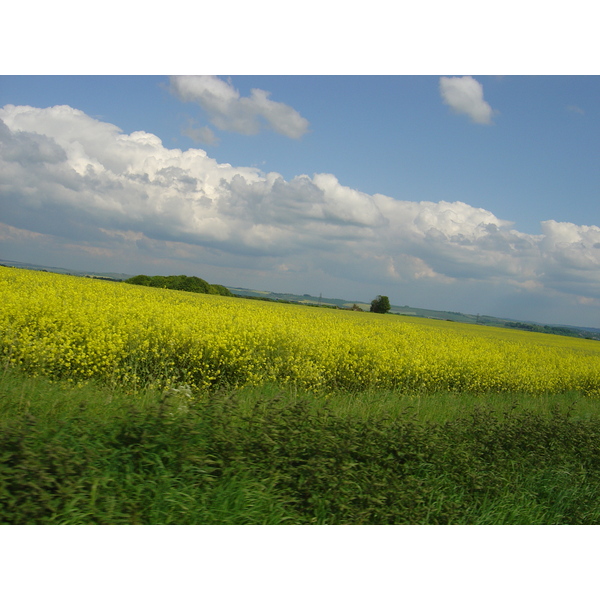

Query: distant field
2 267 599 397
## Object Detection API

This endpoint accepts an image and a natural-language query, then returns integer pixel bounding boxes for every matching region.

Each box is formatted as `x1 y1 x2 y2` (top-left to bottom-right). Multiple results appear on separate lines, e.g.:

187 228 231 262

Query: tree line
125 274 233 297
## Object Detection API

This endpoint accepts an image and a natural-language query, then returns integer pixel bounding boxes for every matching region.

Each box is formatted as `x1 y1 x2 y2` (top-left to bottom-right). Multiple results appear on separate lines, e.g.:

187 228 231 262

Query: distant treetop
125 274 232 297
370 295 391 314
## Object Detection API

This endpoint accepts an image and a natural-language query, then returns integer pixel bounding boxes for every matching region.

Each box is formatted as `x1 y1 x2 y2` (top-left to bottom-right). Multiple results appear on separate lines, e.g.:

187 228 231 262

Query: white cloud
537 220 600 297
169 76 310 139
1 104 599 324
439 76 495 125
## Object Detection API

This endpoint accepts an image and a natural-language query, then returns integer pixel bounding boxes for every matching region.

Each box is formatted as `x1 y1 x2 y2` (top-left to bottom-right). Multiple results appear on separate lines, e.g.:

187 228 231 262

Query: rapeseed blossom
1 268 599 397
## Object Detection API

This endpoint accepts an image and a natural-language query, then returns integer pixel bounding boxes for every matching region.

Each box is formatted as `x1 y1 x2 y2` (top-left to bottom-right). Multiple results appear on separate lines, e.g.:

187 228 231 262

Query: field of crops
4 266 600 525
2 266 600 397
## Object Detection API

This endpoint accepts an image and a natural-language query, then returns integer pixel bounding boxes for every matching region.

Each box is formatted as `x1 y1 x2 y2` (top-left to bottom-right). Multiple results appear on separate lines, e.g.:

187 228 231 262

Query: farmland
2 267 599 397
2 266 600 524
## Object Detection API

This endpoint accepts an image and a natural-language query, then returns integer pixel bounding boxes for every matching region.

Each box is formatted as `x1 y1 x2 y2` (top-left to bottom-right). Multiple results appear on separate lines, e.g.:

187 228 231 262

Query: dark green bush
125 274 232 297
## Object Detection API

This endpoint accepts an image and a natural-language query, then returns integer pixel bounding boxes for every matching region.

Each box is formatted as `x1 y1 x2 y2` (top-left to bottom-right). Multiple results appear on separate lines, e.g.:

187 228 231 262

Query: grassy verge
2 367 600 524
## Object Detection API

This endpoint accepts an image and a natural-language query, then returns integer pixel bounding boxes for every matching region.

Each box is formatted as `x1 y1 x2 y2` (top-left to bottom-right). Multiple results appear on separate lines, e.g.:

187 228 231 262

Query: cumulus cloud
169 76 310 139
439 76 495 125
1 103 599 323
537 220 600 297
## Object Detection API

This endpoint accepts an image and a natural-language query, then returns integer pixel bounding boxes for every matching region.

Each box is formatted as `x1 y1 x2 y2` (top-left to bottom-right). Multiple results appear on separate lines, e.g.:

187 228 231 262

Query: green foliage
370 295 391 314
3 369 600 524
125 274 153 286
210 284 233 297
125 274 232 297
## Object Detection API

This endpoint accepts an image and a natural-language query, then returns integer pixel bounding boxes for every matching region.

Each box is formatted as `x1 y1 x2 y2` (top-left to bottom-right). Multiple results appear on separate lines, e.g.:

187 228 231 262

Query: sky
1 74 598 328
1 2 599 330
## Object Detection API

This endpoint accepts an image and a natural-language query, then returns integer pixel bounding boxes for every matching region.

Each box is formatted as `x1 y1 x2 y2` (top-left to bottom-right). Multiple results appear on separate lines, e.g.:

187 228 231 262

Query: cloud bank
1 104 599 324
169 76 310 139
439 76 495 124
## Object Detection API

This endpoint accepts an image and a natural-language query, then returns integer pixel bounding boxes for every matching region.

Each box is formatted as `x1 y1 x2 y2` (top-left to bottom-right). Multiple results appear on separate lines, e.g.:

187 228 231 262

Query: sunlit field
2 267 599 397
3 266 600 525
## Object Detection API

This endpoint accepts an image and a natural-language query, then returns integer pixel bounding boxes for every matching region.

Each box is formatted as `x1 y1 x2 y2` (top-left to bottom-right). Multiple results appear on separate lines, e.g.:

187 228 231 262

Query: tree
125 274 232 297
370 295 391 314
125 274 153 287
210 284 233 297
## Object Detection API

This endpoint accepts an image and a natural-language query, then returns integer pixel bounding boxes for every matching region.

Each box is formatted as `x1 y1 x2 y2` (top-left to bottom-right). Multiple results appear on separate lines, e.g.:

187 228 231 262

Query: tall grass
2 367 600 525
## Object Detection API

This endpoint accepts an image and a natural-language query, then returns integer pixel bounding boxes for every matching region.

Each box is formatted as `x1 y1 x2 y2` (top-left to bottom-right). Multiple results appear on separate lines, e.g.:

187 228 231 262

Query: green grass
232 383 600 424
2 366 600 524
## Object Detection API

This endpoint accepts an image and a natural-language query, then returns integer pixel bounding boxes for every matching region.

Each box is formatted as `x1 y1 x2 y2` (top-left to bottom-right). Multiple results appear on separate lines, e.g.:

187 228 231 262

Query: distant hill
0 259 131 281
2 259 598 340
228 287 600 340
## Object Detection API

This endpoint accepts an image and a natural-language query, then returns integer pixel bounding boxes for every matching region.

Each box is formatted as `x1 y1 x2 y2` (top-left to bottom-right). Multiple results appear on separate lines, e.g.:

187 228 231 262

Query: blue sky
1 74 599 327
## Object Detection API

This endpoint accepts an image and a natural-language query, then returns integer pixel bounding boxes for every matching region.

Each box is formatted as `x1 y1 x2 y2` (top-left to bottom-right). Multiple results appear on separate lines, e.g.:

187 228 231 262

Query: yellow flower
2 267 599 397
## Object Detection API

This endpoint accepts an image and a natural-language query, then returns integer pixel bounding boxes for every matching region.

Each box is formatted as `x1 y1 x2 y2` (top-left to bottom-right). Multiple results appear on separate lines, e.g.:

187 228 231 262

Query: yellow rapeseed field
2 267 599 396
